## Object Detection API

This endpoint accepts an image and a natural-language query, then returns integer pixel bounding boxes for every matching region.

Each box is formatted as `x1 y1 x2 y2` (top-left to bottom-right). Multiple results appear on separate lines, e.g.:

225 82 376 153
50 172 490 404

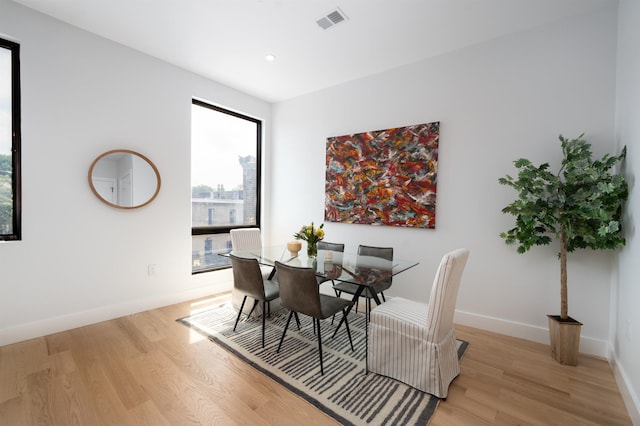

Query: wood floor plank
0 294 632 425
436 324 632 425
26 368 55 425
0 337 48 403
126 399 172 426
50 371 101 425
0 394 28 425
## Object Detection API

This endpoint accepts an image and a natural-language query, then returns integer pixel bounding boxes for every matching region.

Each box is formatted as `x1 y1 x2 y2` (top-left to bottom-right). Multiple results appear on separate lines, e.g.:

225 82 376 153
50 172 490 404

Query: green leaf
499 134 628 257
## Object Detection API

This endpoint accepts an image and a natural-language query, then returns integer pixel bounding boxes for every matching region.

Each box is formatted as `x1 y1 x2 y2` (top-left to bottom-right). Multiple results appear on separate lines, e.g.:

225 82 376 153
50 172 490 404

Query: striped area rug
177 303 468 426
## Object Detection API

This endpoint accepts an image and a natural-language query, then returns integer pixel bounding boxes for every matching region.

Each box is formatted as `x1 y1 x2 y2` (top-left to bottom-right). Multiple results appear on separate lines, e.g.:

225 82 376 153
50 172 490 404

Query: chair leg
293 312 301 330
342 309 354 351
332 289 341 325
262 301 266 348
277 311 294 352
366 297 371 323
316 318 324 375
234 295 247 331
332 313 346 339
247 299 259 318
381 291 386 303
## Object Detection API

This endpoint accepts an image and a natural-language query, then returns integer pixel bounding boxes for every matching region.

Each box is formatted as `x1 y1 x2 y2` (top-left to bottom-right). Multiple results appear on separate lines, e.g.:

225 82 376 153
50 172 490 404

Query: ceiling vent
316 8 348 30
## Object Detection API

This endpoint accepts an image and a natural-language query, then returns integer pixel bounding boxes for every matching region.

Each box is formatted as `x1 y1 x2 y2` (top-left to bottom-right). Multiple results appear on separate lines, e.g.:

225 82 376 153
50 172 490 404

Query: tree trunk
560 229 568 320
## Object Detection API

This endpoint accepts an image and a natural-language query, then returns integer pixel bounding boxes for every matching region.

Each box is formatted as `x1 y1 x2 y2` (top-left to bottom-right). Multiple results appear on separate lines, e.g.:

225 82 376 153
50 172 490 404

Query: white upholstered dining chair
367 248 470 398
230 228 263 251
230 227 271 278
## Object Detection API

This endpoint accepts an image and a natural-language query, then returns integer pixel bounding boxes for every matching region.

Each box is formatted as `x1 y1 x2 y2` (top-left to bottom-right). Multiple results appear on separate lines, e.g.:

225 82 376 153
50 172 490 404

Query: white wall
0 0 636 419
613 0 640 422
0 0 271 345
271 5 619 357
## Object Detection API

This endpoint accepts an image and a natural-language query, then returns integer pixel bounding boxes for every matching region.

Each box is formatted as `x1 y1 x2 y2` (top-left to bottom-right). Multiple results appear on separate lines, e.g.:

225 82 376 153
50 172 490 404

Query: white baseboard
454 309 608 358
0 282 230 347
608 344 640 425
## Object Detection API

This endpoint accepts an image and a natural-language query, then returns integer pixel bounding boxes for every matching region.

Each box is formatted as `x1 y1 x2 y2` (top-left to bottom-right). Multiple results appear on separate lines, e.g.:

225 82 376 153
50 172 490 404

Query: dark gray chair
332 245 393 321
275 261 355 375
316 241 345 286
230 254 280 348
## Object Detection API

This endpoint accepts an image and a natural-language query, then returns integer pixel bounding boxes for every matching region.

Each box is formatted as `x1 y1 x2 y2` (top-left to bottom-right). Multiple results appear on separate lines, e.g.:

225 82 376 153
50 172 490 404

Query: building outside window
191 100 261 273
0 37 21 241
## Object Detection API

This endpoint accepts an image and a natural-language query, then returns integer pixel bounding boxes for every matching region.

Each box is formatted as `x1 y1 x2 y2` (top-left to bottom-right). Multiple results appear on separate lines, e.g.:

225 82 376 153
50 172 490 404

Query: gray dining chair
368 248 469 398
275 261 355 375
230 227 277 318
230 254 280 348
332 245 393 320
316 241 345 286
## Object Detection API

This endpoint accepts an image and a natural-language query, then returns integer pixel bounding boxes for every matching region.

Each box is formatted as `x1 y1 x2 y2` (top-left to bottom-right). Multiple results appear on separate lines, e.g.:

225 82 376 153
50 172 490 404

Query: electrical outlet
148 264 157 277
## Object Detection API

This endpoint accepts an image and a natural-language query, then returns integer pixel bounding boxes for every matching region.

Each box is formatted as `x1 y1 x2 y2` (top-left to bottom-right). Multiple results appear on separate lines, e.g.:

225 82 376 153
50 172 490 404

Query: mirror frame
88 149 161 209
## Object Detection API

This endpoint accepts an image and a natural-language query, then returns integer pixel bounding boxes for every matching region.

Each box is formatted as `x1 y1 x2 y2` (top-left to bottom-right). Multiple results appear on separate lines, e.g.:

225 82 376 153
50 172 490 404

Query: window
191 100 261 273
0 37 21 241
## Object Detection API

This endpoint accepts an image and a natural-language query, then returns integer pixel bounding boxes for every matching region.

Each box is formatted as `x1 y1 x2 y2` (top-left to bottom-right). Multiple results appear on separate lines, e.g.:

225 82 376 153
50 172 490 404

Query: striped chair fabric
367 248 470 398
230 228 263 250
230 227 271 279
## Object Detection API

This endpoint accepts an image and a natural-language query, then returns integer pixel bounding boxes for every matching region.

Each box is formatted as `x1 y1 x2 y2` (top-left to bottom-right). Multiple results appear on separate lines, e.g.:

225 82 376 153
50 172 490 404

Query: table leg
331 285 369 374
332 285 365 338
267 267 276 280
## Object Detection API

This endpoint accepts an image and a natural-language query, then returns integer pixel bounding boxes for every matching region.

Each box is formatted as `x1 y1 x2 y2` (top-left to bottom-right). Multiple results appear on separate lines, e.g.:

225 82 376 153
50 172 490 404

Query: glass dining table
227 245 419 371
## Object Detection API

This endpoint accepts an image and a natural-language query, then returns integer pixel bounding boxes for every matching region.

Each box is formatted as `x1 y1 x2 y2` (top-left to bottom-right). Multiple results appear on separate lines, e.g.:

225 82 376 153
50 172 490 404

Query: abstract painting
325 122 439 228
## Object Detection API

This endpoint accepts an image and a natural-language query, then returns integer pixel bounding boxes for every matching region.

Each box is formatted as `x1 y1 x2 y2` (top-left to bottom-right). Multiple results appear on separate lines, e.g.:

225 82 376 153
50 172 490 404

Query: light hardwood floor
0 293 633 425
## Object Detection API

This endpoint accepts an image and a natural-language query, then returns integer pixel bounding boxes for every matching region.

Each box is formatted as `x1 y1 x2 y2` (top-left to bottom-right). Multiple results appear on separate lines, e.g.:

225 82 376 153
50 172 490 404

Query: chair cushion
332 281 360 294
370 297 428 339
318 294 353 320
334 281 390 299
263 280 280 301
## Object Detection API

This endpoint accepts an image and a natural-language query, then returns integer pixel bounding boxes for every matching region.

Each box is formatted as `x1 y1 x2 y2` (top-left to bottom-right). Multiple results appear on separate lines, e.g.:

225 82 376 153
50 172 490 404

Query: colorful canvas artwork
325 122 439 228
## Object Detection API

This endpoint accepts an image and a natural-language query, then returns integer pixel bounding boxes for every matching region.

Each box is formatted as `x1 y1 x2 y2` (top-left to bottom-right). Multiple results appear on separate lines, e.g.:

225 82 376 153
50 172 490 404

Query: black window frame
191 99 262 261
0 37 21 242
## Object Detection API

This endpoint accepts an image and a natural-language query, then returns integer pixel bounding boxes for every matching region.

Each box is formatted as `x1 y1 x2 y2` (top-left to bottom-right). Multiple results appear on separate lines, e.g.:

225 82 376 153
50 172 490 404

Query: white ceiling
12 0 615 103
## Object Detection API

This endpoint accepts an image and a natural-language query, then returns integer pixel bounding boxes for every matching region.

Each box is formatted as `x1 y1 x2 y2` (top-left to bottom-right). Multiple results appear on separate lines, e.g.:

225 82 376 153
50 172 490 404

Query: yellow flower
293 221 325 244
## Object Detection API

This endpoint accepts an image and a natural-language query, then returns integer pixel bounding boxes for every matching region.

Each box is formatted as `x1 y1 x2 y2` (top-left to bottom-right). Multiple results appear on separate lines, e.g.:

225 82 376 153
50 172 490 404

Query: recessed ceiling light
265 54 276 62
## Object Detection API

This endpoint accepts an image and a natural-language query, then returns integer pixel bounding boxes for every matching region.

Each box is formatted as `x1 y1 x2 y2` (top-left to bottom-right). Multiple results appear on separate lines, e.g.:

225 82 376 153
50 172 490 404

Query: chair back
316 242 344 282
357 245 393 293
425 248 470 343
358 244 393 261
275 261 322 318
229 254 266 300
230 228 262 251
317 241 345 252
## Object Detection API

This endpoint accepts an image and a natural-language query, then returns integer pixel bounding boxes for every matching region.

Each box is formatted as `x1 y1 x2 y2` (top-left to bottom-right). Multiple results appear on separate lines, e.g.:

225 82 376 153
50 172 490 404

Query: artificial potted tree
498 134 628 365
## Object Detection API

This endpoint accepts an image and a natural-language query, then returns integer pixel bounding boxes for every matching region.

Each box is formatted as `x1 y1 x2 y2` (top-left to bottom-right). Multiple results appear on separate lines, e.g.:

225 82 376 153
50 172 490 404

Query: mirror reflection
89 149 161 209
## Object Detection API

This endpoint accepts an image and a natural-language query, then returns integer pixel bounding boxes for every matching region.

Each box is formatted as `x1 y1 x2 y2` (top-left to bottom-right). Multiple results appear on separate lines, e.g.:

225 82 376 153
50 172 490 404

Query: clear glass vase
307 242 317 258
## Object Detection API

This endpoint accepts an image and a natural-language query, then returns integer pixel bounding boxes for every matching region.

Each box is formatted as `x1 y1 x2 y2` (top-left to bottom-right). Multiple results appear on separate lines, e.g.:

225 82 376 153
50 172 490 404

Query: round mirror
88 149 161 209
